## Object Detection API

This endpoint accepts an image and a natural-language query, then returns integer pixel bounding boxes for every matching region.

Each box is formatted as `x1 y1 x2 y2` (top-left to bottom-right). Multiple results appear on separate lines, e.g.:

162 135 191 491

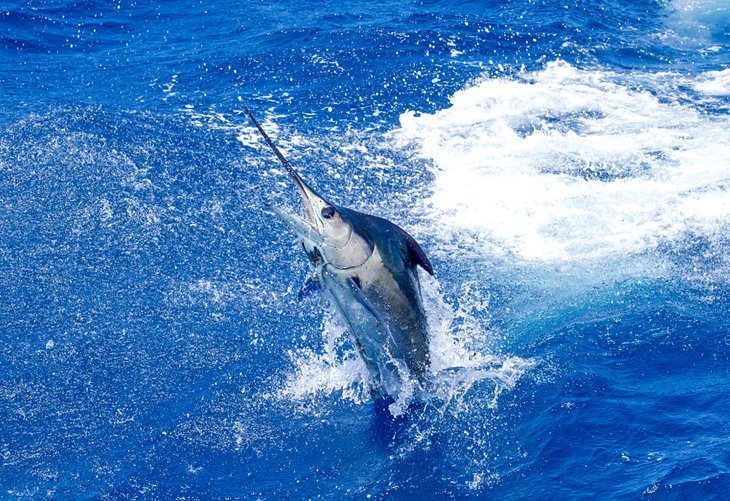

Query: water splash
393 61 730 264
274 310 372 408
273 274 534 417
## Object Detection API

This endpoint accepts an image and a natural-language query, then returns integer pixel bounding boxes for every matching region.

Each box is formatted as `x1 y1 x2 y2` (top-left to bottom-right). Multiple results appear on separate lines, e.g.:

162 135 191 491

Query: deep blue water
2 0 730 498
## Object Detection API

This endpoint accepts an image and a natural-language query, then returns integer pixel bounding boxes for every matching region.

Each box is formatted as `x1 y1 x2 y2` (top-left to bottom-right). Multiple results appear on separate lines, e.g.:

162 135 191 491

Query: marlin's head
244 105 373 269
267 170 373 269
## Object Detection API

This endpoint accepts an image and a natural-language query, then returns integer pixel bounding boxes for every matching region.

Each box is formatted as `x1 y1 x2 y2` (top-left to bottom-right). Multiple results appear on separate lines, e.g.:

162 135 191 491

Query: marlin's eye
321 206 336 219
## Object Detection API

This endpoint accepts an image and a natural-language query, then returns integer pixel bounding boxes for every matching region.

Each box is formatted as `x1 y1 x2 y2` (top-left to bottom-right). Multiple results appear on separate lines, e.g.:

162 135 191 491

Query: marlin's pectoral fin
393 224 434 275
345 275 386 327
298 275 321 300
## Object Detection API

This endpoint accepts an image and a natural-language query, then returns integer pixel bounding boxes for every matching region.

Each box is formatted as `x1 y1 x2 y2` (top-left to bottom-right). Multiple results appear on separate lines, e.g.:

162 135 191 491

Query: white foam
694 68 730 96
393 61 730 263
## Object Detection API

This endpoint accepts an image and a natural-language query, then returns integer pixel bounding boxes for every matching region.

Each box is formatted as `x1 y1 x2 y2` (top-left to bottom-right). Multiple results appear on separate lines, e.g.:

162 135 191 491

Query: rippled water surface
1 0 729 498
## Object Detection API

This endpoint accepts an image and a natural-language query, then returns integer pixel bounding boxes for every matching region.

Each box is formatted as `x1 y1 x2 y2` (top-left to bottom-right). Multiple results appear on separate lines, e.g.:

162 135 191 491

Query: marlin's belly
318 256 430 396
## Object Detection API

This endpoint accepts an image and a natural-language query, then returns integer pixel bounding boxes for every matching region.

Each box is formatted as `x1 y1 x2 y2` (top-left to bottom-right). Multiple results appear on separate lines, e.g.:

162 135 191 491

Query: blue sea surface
2 0 730 498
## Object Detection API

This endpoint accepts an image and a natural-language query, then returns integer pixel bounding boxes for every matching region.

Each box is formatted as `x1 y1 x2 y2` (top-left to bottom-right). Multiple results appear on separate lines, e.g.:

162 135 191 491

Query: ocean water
1 0 729 498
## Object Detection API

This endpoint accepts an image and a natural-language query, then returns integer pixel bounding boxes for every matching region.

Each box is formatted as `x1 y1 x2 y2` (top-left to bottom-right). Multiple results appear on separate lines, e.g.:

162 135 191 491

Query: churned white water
393 61 730 263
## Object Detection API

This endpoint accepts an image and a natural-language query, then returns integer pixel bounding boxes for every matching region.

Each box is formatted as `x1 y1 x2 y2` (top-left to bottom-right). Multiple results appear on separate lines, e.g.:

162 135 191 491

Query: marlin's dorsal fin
393 224 434 275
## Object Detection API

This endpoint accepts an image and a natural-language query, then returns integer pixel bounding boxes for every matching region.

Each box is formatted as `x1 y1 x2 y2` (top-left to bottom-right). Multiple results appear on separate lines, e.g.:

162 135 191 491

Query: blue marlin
244 106 433 399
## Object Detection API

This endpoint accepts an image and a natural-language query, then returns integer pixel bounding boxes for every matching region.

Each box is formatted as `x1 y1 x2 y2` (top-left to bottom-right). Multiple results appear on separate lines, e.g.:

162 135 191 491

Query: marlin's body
316 205 432 397
245 106 433 399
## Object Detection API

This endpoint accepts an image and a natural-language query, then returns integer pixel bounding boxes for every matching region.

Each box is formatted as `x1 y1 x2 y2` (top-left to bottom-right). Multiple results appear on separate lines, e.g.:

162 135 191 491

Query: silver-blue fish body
316 207 431 397
244 106 433 399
